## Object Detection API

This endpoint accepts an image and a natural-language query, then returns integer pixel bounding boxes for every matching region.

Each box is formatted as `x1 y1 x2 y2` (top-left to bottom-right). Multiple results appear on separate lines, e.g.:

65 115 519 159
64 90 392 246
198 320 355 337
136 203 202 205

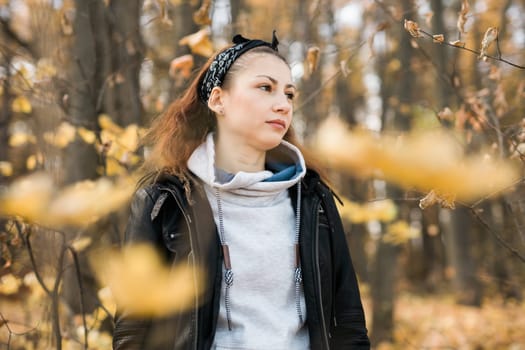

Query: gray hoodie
187 133 309 350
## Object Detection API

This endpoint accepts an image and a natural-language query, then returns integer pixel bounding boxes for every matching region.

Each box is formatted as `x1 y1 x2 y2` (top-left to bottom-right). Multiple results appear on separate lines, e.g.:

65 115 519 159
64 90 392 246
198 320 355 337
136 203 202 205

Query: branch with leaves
403 19 525 70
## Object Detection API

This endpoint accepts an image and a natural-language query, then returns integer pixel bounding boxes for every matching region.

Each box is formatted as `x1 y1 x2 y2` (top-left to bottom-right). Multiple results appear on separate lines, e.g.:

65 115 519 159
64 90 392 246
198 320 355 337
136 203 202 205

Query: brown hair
141 45 327 187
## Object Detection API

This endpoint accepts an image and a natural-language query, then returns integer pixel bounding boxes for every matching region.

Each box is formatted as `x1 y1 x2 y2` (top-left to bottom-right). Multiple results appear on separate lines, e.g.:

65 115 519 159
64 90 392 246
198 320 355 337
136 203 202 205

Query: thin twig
469 207 525 263
68 247 89 350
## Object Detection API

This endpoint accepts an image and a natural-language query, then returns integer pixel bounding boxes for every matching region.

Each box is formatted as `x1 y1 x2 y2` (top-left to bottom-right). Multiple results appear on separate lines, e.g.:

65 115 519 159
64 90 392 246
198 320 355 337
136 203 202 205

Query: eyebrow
256 75 296 90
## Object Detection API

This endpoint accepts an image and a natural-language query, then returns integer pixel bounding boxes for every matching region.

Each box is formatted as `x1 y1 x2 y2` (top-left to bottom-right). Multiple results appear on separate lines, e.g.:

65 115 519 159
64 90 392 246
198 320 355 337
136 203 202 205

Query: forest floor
1 287 524 349
363 290 525 350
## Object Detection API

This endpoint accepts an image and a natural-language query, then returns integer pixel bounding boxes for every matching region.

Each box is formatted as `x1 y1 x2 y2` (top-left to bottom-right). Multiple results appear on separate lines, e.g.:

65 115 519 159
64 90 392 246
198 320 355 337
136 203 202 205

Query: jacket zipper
313 199 330 350
166 188 199 350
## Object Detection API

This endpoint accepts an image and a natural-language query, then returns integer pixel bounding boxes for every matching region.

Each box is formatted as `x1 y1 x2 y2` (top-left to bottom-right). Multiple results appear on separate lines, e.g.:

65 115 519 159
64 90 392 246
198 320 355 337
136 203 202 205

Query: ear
207 86 225 115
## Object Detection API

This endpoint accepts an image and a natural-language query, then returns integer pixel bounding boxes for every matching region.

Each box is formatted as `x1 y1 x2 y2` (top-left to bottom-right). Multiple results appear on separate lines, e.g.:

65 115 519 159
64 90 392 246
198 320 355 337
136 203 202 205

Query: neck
214 134 266 173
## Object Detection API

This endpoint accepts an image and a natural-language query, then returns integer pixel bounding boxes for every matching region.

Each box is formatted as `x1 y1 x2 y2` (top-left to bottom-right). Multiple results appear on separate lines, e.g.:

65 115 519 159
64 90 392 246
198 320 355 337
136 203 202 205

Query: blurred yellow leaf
12 96 32 114
44 122 77 148
70 237 92 252
0 172 54 221
479 27 498 59
99 114 123 134
35 58 57 81
404 19 422 38
78 127 97 144
26 153 43 170
120 124 140 151
105 157 125 176
169 54 194 79
315 117 519 201
92 244 203 317
383 220 421 245
0 274 22 295
179 28 214 57
338 197 397 223
0 161 13 176
0 172 135 227
457 0 469 34
98 286 117 316
9 131 36 147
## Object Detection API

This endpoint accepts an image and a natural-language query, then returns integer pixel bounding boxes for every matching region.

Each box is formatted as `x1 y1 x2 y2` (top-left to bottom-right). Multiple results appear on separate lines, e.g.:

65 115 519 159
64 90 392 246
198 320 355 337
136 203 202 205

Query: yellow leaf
47 176 135 226
0 274 22 295
169 54 194 79
78 127 97 144
91 244 203 317
383 220 421 245
12 96 32 114
9 131 36 147
0 172 54 222
70 237 92 252
120 124 140 151
44 122 77 148
99 114 123 134
315 116 519 201
98 286 117 316
479 27 498 59
105 157 125 176
179 28 214 57
338 197 397 223
404 19 422 38
0 161 13 176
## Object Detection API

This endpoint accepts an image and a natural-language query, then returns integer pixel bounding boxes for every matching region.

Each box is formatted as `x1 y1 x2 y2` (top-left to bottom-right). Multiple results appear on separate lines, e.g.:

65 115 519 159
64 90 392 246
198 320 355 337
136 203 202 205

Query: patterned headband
198 31 280 103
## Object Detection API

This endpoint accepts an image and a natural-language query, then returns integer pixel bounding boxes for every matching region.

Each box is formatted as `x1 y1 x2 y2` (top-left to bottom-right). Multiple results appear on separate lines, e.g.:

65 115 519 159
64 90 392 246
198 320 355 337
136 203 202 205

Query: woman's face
215 53 296 152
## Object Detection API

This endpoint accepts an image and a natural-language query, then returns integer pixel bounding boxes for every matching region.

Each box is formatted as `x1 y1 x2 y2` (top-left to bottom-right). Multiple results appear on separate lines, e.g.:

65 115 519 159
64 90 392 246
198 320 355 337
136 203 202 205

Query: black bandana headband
198 31 280 103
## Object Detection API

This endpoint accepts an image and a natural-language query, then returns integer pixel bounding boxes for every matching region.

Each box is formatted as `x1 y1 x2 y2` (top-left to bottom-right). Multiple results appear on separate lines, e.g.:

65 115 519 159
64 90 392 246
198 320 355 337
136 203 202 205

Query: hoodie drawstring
215 188 234 331
294 181 303 324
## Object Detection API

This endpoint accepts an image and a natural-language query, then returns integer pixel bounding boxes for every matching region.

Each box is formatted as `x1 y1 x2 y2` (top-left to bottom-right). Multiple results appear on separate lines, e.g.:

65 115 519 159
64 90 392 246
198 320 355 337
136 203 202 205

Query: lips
266 119 286 129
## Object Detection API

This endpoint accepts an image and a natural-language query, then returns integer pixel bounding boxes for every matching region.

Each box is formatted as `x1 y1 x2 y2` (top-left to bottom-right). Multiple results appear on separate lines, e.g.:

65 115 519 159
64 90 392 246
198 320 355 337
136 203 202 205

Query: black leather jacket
113 171 370 350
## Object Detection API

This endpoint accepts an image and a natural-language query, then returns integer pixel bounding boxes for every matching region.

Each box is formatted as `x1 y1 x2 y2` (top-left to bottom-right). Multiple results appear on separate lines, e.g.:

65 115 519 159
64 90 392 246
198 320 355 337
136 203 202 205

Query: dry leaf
179 28 214 57
479 27 498 59
450 40 466 47
437 107 454 122
404 19 422 38
419 189 456 210
12 96 32 114
169 54 194 79
91 244 203 317
306 46 320 75
193 0 212 25
457 0 469 34
433 34 445 43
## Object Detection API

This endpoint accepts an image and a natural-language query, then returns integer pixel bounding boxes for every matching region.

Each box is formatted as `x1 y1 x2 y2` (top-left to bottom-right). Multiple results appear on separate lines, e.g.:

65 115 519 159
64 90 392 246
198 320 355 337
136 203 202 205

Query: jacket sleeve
324 189 371 349
113 187 161 350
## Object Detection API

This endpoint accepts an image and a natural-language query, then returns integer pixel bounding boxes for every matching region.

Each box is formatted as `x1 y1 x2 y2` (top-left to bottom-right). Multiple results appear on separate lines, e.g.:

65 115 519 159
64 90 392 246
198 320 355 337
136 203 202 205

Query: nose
272 94 292 115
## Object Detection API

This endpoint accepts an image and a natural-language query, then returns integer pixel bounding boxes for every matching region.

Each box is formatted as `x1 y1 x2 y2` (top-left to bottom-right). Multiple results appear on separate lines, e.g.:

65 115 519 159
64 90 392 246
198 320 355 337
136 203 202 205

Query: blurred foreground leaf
0 172 136 227
315 117 520 201
91 244 203 317
337 197 397 223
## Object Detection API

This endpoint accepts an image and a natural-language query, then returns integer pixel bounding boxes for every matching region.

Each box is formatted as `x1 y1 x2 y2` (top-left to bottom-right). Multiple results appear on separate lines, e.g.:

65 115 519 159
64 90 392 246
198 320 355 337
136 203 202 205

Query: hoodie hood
187 133 306 196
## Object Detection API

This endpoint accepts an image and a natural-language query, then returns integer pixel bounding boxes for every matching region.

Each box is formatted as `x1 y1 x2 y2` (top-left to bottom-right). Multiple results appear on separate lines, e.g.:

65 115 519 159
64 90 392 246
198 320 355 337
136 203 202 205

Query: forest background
0 0 524 349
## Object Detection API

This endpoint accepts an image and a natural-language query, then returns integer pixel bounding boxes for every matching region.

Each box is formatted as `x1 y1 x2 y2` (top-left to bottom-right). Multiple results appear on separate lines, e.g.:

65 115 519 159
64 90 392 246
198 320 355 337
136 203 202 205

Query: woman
113 32 370 350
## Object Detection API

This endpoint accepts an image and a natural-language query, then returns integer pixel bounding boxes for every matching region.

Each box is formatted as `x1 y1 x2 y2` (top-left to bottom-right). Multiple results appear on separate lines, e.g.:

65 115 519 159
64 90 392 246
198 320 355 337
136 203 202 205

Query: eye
258 84 272 92
286 92 295 100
